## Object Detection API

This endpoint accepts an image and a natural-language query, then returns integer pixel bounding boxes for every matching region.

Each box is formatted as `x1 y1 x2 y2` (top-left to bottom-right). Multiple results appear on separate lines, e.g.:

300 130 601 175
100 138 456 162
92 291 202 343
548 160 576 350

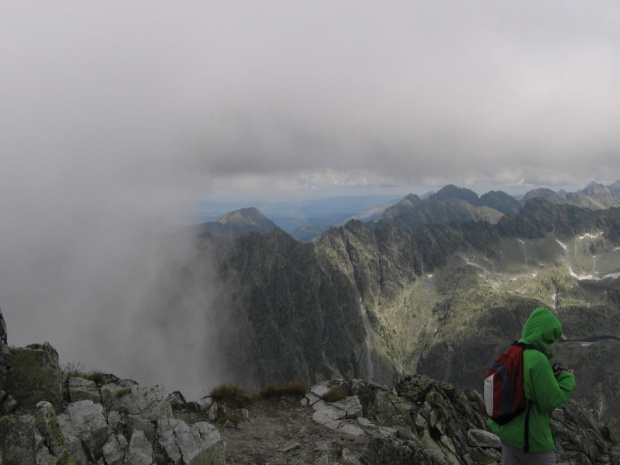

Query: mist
2 1 620 396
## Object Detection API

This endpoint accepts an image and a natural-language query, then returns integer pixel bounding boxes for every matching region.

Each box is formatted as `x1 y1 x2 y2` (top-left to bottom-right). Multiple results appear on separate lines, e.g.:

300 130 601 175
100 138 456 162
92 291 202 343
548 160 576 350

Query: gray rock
127 415 156 443
0 389 18 414
467 429 502 448
0 414 38 464
192 395 213 412
310 379 348 398
341 447 363 464
208 401 218 421
1 343 63 409
552 408 565 422
157 418 225 465
125 430 154 465
34 401 74 464
312 405 346 425
58 400 109 460
102 434 128 465
106 383 173 421
167 390 187 410
68 377 101 403
332 396 363 419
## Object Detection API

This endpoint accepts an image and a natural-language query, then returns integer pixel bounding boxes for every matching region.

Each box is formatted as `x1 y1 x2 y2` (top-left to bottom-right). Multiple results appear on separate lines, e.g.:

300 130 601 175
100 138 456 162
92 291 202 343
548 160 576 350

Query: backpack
484 341 538 452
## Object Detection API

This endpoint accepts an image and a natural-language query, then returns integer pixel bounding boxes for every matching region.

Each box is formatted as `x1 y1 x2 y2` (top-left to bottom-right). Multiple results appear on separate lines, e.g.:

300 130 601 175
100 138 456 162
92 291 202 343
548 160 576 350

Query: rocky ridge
1 308 619 464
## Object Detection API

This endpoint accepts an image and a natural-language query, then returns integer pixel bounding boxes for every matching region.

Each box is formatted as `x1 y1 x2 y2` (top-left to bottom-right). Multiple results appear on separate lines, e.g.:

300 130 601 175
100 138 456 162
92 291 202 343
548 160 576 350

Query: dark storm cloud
1 0 619 394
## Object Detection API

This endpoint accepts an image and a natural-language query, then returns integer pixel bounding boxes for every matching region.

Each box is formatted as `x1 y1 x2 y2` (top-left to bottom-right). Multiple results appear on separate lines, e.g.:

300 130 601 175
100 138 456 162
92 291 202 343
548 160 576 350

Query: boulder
34 401 74 464
125 429 154 465
68 376 101 403
103 434 129 465
1 342 63 409
466 429 501 448
157 418 226 465
58 400 109 461
104 382 173 421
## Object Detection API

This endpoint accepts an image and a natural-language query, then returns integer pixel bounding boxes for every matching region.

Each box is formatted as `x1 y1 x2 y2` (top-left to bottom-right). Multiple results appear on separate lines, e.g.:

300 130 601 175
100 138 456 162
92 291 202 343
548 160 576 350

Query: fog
2 1 620 396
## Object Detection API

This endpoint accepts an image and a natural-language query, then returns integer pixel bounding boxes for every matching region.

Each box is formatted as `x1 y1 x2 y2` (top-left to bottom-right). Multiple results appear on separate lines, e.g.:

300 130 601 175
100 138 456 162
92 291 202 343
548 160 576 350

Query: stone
305 392 321 405
2 343 63 409
34 401 74 464
106 383 173 421
157 418 225 465
125 429 154 465
336 421 365 437
331 396 363 419
208 401 218 421
310 379 348 398
102 434 129 465
0 389 18 414
552 408 566 422
280 442 301 452
192 395 213 412
127 414 157 443
312 405 346 425
168 390 187 410
58 400 109 460
68 376 101 403
0 414 38 464
467 429 502 448
341 447 363 464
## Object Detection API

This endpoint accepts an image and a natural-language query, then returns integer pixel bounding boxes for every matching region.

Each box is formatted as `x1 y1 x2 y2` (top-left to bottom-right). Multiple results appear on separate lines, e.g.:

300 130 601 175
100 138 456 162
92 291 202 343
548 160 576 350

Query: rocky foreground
1 312 620 464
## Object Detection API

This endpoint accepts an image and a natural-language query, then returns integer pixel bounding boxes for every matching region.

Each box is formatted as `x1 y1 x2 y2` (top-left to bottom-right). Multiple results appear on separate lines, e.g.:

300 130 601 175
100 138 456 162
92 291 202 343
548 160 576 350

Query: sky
1 1 620 395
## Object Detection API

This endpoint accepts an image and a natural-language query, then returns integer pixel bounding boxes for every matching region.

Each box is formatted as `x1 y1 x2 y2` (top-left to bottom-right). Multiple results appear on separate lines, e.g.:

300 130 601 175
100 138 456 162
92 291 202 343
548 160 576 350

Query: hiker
488 307 576 464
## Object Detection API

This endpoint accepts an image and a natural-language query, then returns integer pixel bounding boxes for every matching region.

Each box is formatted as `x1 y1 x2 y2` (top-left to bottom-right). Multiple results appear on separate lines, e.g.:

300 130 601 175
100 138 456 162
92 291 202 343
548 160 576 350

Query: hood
520 307 563 355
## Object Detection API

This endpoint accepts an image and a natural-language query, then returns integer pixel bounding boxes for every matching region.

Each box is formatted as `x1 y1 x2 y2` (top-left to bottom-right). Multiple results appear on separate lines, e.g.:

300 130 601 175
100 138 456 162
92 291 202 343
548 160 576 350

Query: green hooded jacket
488 307 576 452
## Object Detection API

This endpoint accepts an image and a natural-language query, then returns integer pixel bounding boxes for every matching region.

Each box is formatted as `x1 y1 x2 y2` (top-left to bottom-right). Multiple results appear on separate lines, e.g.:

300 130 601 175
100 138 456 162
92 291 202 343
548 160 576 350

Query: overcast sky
2 1 620 394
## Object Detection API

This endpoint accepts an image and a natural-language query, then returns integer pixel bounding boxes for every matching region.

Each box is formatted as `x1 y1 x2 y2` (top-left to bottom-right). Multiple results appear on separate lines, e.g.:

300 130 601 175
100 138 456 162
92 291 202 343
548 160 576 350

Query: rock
0 307 7 350
312 405 346 425
552 408 565 422
191 395 213 412
102 434 129 465
0 389 18 414
280 442 301 452
68 377 101 403
341 447 363 464
127 414 157 443
125 429 154 465
1 342 64 409
106 383 173 421
466 429 502 448
0 414 38 464
34 401 74 464
310 379 348 398
168 390 187 410
58 400 109 461
157 418 226 465
331 396 363 419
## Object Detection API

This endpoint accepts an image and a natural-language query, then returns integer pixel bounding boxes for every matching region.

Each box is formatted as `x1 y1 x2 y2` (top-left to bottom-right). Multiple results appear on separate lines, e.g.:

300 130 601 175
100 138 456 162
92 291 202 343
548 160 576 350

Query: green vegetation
259 381 308 399
209 383 257 406
62 362 106 385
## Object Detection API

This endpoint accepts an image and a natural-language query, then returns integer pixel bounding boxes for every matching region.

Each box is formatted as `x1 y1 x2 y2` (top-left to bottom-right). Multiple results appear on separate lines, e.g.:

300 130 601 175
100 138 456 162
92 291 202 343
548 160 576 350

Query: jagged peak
429 184 480 205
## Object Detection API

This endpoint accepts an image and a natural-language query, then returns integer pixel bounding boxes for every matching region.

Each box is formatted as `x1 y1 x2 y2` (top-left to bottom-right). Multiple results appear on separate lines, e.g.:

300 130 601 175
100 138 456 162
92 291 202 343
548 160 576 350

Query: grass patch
85 371 106 385
259 382 308 399
115 388 131 398
323 387 350 403
210 383 257 406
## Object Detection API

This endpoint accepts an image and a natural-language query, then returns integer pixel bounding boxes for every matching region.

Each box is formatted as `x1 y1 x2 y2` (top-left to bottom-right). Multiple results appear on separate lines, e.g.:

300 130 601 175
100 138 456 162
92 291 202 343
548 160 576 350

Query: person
489 306 576 465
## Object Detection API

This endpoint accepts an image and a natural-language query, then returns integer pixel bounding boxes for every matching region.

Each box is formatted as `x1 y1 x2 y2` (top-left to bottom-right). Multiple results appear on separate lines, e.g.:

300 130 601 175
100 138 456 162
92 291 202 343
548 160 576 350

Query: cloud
1 0 619 394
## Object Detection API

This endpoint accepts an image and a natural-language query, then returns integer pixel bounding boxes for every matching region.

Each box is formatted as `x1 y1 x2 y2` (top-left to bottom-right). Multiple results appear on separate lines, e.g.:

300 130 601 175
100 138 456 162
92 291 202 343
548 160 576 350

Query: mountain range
175 181 620 426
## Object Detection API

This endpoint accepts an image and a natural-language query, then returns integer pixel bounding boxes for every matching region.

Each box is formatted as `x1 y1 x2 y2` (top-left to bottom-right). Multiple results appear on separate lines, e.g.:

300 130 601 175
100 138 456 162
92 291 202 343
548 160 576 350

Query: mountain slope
197 207 278 238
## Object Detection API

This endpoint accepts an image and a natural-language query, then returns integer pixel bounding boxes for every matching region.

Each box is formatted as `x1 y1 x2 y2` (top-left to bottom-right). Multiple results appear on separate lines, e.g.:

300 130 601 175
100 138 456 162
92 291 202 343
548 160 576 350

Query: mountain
523 188 569 204
174 198 620 427
379 190 503 233
428 184 480 205
479 190 522 214
196 207 278 238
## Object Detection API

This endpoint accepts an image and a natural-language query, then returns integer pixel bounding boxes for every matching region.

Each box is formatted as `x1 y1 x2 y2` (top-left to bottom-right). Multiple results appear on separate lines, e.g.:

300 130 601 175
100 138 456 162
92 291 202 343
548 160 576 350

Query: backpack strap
514 341 537 454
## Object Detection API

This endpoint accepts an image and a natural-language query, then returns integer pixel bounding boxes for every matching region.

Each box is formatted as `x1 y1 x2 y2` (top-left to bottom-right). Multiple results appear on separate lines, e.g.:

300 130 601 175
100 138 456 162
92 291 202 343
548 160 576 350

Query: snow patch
580 342 593 347
570 269 620 281
518 239 525 245
578 232 603 240
427 274 433 278
614 247 620 252
556 239 567 250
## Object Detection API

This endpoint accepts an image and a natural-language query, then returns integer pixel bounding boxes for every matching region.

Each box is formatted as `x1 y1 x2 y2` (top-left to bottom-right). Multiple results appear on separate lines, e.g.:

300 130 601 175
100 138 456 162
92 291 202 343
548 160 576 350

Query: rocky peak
197 207 279 238
429 184 480 205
